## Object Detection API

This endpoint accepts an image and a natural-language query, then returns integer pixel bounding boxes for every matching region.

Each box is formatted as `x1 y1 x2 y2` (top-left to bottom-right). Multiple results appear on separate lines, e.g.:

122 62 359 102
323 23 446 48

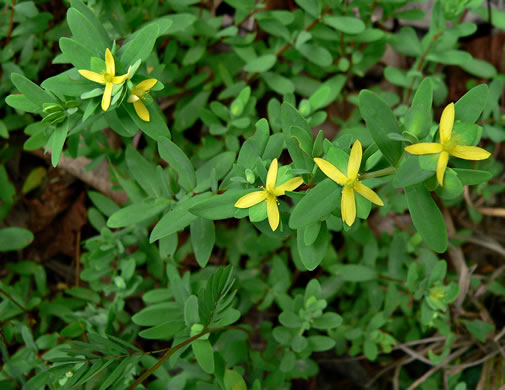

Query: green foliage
1 0 504 389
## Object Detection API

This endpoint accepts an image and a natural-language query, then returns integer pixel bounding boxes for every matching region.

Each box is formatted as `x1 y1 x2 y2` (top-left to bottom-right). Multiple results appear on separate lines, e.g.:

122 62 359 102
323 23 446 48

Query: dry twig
30 150 128 205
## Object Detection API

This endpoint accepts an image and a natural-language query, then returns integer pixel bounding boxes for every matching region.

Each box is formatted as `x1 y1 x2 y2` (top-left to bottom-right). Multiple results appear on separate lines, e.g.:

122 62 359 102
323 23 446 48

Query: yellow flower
314 140 383 227
78 48 129 111
234 159 304 231
404 103 491 186
127 79 158 122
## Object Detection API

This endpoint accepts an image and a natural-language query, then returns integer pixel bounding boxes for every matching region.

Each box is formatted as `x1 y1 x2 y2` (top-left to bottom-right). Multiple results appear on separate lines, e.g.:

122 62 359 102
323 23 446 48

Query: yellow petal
136 78 158 92
436 151 449 186
133 100 150 122
439 103 454 144
404 143 443 155
347 139 362 180
101 82 113 111
234 190 267 208
274 177 304 196
78 70 105 84
354 182 384 206
450 145 491 160
266 196 280 231
105 48 115 75
314 158 347 185
127 94 140 103
341 187 356 226
266 159 278 191
112 73 129 84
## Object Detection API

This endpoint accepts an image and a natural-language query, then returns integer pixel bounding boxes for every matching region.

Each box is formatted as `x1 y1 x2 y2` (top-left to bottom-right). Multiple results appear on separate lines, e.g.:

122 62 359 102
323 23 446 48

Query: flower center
344 178 357 189
103 73 114 83
442 137 459 153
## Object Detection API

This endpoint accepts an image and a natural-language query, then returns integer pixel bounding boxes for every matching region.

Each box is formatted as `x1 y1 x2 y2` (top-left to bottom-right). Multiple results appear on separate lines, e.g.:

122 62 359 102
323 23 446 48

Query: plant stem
128 325 248 389
360 166 396 180
0 287 28 314
404 31 441 104
4 0 16 48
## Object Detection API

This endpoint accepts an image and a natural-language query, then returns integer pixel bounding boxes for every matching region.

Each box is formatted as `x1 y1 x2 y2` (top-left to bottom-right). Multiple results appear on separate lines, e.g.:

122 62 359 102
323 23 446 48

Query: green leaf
435 169 464 200
279 311 302 328
59 38 95 69
298 44 332 67
150 193 212 242
289 179 340 229
192 339 215 374
426 50 472 66
393 156 433 188
0 121 9 139
138 320 185 340
155 14 195 35
48 121 69 167
405 183 448 253
65 288 100 304
295 0 321 18
88 191 120 217
119 24 159 66
124 102 171 142
461 58 496 79
42 69 92 97
308 336 336 352
472 7 505 29
132 302 180 326
262 72 295 95
244 54 277 73
11 73 55 107
364 339 378 360
389 27 422 57
190 217 215 268
311 312 342 329
5 94 41 113
0 227 34 252
104 108 138 137
184 295 200 326
394 8 425 20
455 84 488 123
70 0 112 48
125 145 161 197
291 334 308 352
332 264 377 281
281 101 311 138
183 45 205 66
98 357 140 390
404 106 431 139
324 16 365 34
453 168 492 185
174 91 210 132
194 151 235 192
463 320 494 342
67 7 108 57
224 369 247 390
303 221 321 246
107 198 170 228
359 90 403 167
297 223 328 271
428 261 447 285
198 265 235 326
189 190 250 220
158 137 196 191
412 78 433 114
